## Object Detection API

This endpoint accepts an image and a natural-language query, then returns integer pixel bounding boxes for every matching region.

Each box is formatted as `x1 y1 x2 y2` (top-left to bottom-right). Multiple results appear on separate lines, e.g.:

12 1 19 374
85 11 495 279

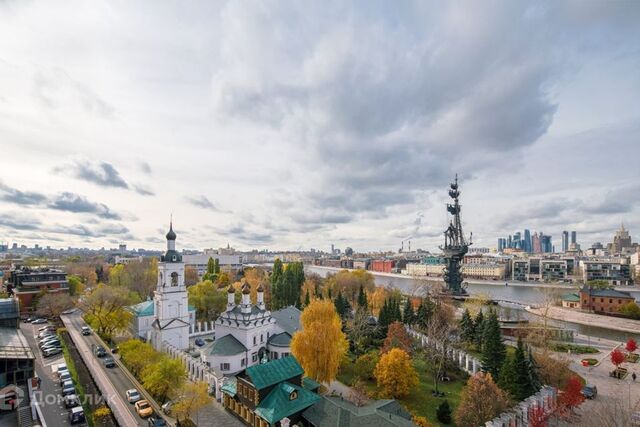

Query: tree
558 375 585 415
459 308 474 343
172 381 211 425
453 372 510 427
334 291 351 320
36 293 74 318
349 306 375 356
436 400 452 424
423 302 455 395
626 337 638 353
610 348 625 370
534 351 572 389
108 263 132 288
473 310 484 348
586 279 613 289
271 259 283 309
402 298 414 325
304 289 310 307
499 337 533 401
374 348 418 398
381 321 412 355
67 274 85 296
526 346 542 392
81 284 134 341
357 284 368 309
481 309 505 379
142 357 186 402
618 301 640 319
119 339 162 377
291 300 348 383
354 351 379 381
185 266 199 286
187 280 227 321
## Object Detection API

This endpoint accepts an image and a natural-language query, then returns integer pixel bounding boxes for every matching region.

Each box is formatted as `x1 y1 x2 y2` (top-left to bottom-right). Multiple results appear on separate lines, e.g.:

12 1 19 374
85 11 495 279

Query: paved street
527 306 640 335
61 312 149 427
20 320 88 427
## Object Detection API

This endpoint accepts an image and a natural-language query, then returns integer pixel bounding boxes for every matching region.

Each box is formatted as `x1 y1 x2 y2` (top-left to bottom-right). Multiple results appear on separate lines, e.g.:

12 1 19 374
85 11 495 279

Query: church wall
211 352 245 374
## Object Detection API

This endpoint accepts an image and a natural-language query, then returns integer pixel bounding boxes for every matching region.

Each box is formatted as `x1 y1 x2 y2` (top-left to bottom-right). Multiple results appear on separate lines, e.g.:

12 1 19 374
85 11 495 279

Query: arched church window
160 273 163 286
171 272 178 286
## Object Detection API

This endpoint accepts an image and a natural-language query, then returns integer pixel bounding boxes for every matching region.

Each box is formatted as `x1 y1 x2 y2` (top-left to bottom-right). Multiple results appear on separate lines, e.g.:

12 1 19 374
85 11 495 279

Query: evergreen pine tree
480 309 506 379
526 346 542 392
436 399 452 424
271 259 283 308
357 285 368 309
378 299 390 336
327 286 332 300
473 310 485 349
207 257 215 275
402 298 414 325
214 258 220 274
498 354 518 397
304 289 310 307
512 337 533 400
459 309 474 342
393 298 402 322
334 291 345 318
415 300 428 329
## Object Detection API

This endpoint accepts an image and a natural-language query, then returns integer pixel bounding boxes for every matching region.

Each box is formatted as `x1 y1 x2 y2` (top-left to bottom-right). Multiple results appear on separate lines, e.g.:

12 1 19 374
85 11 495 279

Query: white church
136 222 300 376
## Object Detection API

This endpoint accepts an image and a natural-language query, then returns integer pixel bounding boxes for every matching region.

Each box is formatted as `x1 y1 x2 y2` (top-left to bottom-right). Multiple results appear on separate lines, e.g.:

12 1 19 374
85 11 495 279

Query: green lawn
337 355 467 426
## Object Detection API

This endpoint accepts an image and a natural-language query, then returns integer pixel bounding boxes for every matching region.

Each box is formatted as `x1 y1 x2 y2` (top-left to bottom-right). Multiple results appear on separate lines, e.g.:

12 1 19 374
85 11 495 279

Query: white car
126 389 141 403
31 318 48 324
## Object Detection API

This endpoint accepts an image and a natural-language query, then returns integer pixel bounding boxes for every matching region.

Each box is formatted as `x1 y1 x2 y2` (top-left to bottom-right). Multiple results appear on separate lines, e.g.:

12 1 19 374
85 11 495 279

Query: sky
0 1 639 253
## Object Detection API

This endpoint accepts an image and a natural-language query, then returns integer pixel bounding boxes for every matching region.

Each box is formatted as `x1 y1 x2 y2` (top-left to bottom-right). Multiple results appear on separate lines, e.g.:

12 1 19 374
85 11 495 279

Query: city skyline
1 1 640 251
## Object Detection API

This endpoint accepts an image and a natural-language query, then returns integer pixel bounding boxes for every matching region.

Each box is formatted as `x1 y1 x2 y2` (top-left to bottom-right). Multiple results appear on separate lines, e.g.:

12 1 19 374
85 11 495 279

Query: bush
354 351 379 380
436 400 452 424
552 343 599 354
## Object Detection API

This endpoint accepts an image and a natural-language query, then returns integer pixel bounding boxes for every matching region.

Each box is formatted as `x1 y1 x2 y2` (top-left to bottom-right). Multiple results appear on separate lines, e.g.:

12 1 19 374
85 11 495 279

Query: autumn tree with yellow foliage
454 372 510 427
291 299 348 383
374 348 418 398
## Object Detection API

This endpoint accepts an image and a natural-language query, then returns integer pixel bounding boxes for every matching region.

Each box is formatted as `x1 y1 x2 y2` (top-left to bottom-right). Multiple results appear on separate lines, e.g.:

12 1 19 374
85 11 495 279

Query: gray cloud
133 185 155 196
73 160 129 189
0 181 47 206
139 161 152 175
49 192 121 220
185 195 216 210
0 213 42 230
581 185 640 215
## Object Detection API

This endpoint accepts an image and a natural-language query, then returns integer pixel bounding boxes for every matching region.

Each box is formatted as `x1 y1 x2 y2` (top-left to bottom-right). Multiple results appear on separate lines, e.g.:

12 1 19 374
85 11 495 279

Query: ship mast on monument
440 174 472 295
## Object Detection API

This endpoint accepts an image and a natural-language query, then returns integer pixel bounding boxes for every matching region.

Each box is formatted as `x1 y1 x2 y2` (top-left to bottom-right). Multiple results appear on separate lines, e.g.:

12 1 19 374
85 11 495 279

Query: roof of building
302 397 414 427
0 327 35 360
208 334 247 356
128 299 195 317
561 293 580 302
220 377 237 397
217 305 272 327
267 332 292 348
579 286 634 299
255 382 321 425
302 377 321 391
245 356 304 390
271 306 302 335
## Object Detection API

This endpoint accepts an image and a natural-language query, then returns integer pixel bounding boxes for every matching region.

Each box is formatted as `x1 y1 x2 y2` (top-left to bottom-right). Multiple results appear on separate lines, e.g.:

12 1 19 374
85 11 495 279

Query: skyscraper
571 231 577 245
523 229 532 253
562 231 569 252
541 234 552 253
513 232 521 249
532 232 541 253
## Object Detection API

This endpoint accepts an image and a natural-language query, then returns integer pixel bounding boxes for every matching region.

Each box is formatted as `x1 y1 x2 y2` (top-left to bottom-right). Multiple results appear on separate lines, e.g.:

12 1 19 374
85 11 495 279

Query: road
61 313 148 427
20 320 87 427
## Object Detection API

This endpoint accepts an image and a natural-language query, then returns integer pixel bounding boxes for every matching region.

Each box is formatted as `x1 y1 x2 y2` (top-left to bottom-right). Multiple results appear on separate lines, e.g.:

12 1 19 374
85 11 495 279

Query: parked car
61 381 76 396
39 338 60 347
25 317 35 323
161 400 173 415
126 389 141 403
69 406 85 424
41 343 62 353
32 318 47 324
56 363 68 376
103 357 116 368
38 325 56 332
194 338 205 347
59 372 72 385
582 384 598 399
135 400 153 418
64 394 80 408
43 347 62 358
61 308 76 315
38 330 55 339
148 415 167 426
81 326 91 336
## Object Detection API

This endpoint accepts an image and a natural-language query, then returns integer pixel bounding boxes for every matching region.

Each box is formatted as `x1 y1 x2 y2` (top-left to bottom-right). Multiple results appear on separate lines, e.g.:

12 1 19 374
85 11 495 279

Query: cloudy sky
1 1 639 252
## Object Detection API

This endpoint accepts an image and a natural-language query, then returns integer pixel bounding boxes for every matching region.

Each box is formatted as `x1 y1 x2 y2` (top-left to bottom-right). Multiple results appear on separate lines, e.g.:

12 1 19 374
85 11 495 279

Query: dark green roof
302 397 414 427
581 288 634 299
208 334 247 356
255 382 320 424
129 300 155 317
221 377 237 397
271 306 302 335
246 356 304 390
302 377 321 391
561 293 580 302
268 332 292 347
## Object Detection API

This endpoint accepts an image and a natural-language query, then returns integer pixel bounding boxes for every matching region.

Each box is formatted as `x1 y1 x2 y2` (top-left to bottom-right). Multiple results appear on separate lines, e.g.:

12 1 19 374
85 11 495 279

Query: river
306 265 640 342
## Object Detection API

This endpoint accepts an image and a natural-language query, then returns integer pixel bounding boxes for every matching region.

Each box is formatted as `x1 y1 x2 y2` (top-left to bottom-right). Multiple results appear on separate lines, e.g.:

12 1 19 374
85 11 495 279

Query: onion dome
242 282 251 295
227 285 235 294
166 222 176 241
257 283 264 293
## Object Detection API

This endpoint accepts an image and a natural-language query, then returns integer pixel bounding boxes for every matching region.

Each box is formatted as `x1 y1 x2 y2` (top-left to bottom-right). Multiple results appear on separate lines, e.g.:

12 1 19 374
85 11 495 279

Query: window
600 298 604 303
282 352 289 358
260 334 263 343
220 363 230 371
241 358 246 367
609 299 613 303
289 390 298 401
253 336 257 346
252 353 258 363
171 272 178 286
618 300 622 304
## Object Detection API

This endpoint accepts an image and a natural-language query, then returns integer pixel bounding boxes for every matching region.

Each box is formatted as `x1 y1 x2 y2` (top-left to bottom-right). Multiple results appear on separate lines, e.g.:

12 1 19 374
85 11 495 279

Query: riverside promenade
526 306 640 335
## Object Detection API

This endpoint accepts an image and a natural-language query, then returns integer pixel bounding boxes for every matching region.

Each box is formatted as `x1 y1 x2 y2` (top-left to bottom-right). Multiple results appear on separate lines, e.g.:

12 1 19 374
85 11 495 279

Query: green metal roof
129 300 154 317
255 382 320 425
271 306 302 335
209 334 247 356
246 356 304 390
267 332 292 347
561 293 580 302
302 377 321 391
221 377 237 397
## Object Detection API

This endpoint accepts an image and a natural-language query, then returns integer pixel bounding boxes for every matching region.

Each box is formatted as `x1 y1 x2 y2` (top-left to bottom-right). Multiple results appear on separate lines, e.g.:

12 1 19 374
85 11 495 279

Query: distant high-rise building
497 238 506 252
541 234 553 253
608 223 634 253
562 231 569 252
532 232 542 253
523 229 532 253
513 232 521 249
571 231 577 245
507 235 512 249
331 244 335 254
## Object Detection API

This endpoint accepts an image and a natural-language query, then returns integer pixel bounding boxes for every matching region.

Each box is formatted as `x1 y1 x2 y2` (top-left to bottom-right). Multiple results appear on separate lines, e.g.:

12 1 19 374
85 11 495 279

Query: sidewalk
526 306 640 334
